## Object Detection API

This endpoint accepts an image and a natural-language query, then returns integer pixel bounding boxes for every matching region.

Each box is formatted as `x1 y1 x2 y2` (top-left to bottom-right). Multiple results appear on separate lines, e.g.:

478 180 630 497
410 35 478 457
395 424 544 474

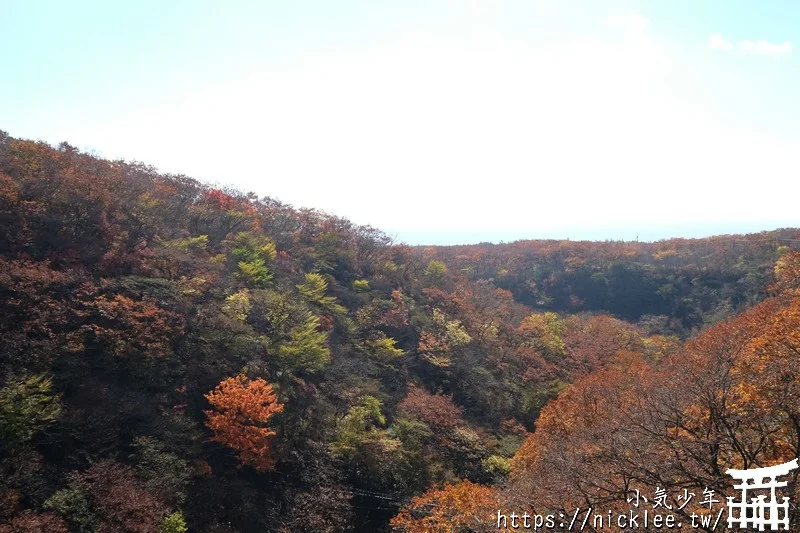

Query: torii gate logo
726 458 798 530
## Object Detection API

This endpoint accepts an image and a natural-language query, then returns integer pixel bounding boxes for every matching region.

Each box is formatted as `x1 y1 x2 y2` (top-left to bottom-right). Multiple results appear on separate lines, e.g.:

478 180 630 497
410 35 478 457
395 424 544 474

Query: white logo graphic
726 459 798 530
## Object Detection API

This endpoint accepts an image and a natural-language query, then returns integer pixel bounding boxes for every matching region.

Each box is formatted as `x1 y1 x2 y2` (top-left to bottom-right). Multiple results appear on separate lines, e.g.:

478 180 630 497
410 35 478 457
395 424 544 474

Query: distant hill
418 230 800 334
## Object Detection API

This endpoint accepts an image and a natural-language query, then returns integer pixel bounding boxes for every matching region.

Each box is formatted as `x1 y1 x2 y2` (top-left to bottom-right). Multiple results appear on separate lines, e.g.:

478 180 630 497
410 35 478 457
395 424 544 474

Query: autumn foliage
398 385 465 431
501 283 800 526
2 132 800 530
0 511 68 533
390 480 499 532
204 375 285 472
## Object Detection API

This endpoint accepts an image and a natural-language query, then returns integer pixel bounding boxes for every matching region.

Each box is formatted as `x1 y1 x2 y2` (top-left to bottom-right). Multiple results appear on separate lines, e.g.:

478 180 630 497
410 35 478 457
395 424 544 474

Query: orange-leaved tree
390 480 500 532
204 375 284 472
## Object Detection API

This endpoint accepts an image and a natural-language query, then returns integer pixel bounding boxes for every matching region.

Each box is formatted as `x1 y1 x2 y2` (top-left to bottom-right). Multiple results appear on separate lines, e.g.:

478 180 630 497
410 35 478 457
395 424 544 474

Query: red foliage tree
379 289 411 329
204 375 285 472
75 291 184 357
398 384 465 431
0 510 68 533
81 460 169 533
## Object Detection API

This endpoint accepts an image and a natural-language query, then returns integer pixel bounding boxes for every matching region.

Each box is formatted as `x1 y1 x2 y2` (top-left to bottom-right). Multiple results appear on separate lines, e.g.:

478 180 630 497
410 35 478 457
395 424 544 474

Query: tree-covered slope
0 132 796 532
419 231 800 335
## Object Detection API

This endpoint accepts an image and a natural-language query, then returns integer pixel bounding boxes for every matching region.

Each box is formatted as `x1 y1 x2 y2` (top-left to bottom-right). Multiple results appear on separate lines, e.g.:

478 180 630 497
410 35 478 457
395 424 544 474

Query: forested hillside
0 131 797 532
418 230 800 335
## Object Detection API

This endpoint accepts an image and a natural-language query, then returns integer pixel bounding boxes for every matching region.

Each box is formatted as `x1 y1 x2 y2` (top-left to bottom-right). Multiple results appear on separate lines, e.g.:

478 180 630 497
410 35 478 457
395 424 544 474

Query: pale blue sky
2 1 798 245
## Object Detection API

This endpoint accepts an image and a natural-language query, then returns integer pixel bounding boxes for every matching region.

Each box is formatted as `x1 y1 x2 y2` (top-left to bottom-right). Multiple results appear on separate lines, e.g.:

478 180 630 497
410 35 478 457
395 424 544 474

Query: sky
1 1 798 245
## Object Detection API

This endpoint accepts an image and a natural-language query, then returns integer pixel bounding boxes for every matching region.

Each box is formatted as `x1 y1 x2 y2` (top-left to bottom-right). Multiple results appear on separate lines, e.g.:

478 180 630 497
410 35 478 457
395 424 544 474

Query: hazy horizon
390 222 800 246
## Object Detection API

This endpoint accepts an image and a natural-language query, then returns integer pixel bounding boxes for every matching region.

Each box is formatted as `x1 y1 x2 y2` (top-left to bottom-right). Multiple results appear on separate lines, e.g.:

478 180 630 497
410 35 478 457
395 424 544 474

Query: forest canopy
0 131 798 531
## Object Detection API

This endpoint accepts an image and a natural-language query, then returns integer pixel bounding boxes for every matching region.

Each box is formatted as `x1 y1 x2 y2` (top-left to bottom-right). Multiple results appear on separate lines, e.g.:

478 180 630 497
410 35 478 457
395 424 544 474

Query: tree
158 512 188 533
204 375 285 472
330 396 391 459
516 312 565 360
221 289 251 322
506 351 656 519
43 483 96 532
297 273 339 309
390 480 499 532
561 314 648 376
330 396 404 495
229 232 276 287
0 375 61 446
504 290 800 527
772 250 800 296
131 436 191 506
50 460 170 533
0 259 79 372
0 510 68 533
398 384 465 432
423 259 448 287
247 290 332 380
379 289 411 329
275 313 331 376
75 291 184 358
417 308 472 368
